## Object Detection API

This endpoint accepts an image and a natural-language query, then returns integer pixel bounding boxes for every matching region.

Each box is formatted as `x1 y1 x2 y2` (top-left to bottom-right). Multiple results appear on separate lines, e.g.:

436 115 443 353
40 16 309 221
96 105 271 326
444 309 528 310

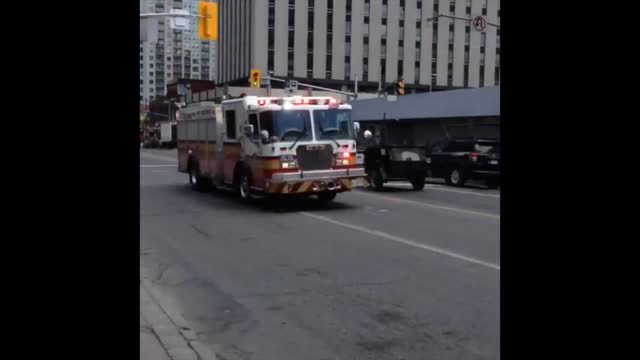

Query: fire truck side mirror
354 121 361 134
243 124 254 137
364 130 373 139
260 130 270 144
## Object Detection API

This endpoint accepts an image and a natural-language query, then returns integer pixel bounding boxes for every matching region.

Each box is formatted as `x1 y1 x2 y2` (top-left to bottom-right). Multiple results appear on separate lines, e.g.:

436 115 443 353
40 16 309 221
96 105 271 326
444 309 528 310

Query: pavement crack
191 224 212 239
153 264 170 283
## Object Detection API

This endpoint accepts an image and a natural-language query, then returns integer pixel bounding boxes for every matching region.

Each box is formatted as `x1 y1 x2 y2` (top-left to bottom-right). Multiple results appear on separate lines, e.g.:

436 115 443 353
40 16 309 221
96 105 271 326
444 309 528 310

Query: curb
141 280 217 360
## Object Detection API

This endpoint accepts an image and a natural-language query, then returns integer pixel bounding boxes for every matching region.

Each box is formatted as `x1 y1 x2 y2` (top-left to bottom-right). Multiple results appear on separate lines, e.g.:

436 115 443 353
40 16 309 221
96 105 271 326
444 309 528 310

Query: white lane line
384 182 500 198
140 152 177 162
300 212 500 271
141 164 177 168
357 191 500 220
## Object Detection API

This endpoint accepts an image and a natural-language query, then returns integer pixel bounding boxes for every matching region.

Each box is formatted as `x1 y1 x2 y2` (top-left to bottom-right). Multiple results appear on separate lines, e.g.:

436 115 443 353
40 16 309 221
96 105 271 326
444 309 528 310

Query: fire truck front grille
296 145 333 171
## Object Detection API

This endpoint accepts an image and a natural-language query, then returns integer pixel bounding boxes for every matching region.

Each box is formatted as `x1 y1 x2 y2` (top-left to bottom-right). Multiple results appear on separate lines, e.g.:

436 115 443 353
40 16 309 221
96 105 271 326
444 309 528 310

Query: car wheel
486 179 499 189
410 177 425 191
448 168 465 187
370 168 384 191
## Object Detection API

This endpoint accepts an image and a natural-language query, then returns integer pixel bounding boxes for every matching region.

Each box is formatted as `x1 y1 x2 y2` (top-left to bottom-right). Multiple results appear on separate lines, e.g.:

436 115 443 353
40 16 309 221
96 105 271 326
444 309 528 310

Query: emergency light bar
255 97 344 107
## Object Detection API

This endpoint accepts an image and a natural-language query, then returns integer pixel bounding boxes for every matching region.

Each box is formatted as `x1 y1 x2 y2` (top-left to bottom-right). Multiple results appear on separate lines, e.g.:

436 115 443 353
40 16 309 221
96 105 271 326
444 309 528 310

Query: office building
216 0 499 93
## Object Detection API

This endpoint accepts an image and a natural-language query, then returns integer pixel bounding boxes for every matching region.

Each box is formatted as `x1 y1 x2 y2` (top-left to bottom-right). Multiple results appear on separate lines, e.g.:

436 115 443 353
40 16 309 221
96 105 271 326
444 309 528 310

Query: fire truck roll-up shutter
178 121 187 140
198 120 207 141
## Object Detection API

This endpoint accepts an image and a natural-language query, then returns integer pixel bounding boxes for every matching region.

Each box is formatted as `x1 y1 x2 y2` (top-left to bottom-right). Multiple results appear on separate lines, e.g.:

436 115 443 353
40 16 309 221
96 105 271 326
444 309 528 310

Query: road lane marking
300 212 500 271
141 164 177 168
383 182 500 198
356 191 500 220
140 152 177 162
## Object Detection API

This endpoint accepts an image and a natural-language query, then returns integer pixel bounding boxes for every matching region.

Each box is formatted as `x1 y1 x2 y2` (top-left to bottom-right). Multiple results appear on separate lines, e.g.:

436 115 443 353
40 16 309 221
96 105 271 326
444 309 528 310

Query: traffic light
395 79 405 95
198 1 218 41
250 69 262 88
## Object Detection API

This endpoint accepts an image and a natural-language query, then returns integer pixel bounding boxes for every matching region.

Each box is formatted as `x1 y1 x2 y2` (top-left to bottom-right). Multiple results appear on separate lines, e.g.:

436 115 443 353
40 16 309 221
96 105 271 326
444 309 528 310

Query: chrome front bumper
270 168 366 183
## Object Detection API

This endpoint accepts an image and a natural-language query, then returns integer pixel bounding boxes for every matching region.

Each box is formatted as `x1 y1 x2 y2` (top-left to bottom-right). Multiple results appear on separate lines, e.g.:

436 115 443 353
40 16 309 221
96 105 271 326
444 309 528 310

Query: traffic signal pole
139 13 203 18
262 76 358 100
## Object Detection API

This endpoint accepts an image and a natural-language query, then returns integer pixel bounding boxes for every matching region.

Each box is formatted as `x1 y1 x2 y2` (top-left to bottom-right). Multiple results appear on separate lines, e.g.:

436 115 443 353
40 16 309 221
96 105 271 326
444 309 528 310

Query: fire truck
176 95 366 202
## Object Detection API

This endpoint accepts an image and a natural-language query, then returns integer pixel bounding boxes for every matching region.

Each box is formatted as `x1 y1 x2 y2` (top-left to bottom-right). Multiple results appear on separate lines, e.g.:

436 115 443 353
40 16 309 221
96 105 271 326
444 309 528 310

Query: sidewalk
140 281 217 360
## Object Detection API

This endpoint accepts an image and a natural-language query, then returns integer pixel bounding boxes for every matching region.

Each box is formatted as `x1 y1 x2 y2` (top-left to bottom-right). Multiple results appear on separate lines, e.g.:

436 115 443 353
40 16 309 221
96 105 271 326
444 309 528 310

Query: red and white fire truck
176 95 366 201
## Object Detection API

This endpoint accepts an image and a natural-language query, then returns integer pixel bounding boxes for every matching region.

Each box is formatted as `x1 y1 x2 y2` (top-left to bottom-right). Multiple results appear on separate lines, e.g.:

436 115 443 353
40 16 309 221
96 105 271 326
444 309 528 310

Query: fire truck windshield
260 110 312 142
313 109 354 140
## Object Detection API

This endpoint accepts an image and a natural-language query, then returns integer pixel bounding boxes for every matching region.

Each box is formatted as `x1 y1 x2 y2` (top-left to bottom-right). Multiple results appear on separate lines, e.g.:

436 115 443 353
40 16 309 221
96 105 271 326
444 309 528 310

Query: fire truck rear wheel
189 160 204 191
238 171 253 201
317 191 337 202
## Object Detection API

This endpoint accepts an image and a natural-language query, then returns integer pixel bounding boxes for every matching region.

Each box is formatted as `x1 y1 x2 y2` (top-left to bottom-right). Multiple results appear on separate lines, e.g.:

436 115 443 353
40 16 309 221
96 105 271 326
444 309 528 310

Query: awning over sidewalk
350 86 500 121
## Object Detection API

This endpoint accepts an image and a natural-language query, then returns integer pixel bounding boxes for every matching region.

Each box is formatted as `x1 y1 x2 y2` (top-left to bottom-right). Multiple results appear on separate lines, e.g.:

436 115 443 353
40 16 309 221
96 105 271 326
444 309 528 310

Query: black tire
369 168 385 191
188 160 205 191
486 179 499 189
317 191 337 202
447 168 466 187
410 177 425 191
238 170 253 202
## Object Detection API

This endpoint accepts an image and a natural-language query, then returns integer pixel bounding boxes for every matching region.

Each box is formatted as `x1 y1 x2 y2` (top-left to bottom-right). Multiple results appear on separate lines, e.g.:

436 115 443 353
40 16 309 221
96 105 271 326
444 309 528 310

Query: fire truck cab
177 95 366 201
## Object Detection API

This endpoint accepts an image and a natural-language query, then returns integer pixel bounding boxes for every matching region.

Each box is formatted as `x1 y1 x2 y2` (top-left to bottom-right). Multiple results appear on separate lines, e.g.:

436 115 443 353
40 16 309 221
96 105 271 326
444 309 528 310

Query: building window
479 65 485 87
463 65 469 87
417 1 422 9
364 16 369 24
432 43 437 62
382 18 387 25
464 45 470 64
482 7 487 16
268 4 275 72
398 61 403 78
288 52 294 77
495 67 500 85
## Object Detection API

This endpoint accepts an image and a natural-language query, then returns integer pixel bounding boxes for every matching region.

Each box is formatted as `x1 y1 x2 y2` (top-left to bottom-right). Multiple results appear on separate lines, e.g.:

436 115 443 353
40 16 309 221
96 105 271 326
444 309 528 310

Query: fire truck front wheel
235 167 254 201
317 191 337 202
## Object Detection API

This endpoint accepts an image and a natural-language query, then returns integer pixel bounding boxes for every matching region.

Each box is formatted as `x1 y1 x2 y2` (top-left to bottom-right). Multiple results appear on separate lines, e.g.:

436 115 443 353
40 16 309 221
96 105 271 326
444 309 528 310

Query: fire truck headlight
281 161 297 169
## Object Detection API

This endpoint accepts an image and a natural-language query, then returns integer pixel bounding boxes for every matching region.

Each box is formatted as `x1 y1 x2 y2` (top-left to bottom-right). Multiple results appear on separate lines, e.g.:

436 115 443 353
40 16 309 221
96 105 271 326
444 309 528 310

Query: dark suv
426 138 500 189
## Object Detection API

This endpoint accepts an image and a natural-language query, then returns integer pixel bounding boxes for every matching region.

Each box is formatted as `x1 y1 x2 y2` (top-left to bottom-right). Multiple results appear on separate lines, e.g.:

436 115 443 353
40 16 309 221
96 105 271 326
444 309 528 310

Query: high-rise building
140 0 218 106
217 0 499 93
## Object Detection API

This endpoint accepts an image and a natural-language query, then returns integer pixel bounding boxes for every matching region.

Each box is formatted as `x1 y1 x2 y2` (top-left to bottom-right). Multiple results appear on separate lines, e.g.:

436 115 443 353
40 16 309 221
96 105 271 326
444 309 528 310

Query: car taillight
470 152 478 162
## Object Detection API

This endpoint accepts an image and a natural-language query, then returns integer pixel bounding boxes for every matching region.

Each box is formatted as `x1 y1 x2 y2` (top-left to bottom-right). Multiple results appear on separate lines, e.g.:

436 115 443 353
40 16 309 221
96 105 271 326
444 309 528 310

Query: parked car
362 131 428 191
426 138 500 189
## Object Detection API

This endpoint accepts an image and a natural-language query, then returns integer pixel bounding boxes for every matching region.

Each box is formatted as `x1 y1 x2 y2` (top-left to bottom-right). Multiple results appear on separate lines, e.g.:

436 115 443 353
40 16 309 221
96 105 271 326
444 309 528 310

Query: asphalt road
140 149 500 360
